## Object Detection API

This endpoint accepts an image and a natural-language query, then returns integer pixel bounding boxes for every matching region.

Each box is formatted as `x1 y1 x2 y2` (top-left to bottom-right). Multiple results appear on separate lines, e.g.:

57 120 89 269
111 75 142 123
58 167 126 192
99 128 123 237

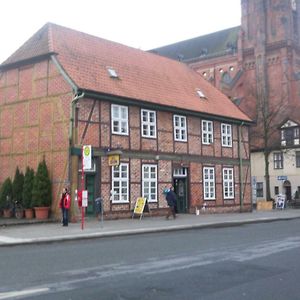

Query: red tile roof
1 23 251 123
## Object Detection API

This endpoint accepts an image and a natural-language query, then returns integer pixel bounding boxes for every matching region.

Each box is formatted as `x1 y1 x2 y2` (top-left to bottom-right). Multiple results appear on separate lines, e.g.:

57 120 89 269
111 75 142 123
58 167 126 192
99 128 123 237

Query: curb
1 215 299 247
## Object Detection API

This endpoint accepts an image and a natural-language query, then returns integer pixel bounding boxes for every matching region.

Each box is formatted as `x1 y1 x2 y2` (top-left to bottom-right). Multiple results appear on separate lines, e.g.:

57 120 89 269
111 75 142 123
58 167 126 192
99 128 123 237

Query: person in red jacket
59 187 71 226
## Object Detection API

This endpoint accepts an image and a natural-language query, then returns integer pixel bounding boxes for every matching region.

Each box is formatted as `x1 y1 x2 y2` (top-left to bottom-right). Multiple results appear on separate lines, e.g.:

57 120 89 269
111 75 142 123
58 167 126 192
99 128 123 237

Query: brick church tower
153 0 300 150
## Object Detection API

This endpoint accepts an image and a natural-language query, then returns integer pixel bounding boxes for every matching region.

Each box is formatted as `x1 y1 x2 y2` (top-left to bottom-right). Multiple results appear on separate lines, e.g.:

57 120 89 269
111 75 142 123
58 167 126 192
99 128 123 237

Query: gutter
238 121 245 212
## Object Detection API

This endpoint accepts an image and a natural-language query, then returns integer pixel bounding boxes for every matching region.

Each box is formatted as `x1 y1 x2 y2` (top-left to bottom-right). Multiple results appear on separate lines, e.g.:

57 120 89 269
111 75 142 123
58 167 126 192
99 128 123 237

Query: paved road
1 209 300 246
1 219 300 299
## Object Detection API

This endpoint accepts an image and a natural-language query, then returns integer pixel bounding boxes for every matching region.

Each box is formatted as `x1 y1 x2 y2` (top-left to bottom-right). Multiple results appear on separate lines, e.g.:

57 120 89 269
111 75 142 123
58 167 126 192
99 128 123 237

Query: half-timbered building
0 23 252 218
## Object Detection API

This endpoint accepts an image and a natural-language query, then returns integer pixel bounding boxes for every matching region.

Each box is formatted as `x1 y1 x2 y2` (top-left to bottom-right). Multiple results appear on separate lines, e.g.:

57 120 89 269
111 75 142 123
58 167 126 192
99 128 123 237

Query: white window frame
111 104 128 135
142 164 157 202
173 115 187 142
223 168 234 199
173 168 187 178
202 120 213 144
273 152 283 169
141 109 156 138
111 163 129 203
221 123 232 147
203 167 215 200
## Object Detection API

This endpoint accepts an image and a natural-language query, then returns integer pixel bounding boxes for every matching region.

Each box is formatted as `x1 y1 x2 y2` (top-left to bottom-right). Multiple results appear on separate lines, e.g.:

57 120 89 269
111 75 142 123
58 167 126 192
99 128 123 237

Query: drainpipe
238 121 245 212
68 92 85 184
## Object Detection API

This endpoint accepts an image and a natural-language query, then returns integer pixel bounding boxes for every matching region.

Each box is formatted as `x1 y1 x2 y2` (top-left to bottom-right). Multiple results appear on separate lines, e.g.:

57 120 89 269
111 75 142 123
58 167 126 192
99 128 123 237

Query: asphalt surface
0 209 300 246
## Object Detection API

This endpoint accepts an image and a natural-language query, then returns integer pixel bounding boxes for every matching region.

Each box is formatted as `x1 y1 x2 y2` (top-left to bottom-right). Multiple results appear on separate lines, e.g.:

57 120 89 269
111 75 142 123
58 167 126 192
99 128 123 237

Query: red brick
6 69 18 86
19 66 33 100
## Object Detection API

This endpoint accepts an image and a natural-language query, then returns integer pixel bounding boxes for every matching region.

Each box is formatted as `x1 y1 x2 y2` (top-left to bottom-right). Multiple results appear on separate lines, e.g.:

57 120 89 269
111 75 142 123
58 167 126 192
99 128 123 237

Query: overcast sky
0 0 241 64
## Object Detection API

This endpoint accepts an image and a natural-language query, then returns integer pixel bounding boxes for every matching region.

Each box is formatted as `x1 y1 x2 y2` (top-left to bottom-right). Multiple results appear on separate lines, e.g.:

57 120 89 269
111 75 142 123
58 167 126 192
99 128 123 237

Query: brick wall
75 98 251 216
0 58 73 216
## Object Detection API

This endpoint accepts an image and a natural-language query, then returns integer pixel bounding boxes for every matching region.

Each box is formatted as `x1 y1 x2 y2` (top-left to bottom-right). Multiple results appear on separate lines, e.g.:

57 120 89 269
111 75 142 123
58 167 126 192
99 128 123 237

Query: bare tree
250 88 288 201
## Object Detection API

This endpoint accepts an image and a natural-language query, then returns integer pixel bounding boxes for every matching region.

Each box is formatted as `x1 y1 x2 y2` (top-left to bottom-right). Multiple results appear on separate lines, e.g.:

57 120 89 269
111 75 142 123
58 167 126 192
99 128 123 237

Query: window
284 128 294 146
274 152 283 169
173 168 187 177
274 186 279 195
141 109 156 138
221 123 232 147
111 163 129 203
223 168 234 199
111 104 128 135
294 127 299 139
142 165 157 202
202 120 213 144
196 89 206 99
173 115 187 142
256 182 263 197
203 167 215 200
296 151 300 168
107 67 118 78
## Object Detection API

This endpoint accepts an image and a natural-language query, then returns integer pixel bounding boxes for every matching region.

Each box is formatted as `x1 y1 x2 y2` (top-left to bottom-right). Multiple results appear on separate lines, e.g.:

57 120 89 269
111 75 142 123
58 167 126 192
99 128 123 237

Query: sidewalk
1 209 300 246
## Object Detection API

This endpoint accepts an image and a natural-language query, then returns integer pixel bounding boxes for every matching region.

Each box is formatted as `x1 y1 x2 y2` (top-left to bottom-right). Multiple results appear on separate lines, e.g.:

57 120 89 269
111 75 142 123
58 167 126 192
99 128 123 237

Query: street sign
277 176 288 181
83 145 92 170
82 190 88 207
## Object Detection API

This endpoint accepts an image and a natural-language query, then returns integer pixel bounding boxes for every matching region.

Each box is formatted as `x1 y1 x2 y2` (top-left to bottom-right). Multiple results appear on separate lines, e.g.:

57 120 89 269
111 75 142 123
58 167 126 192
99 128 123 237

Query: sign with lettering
108 154 120 166
82 190 88 207
132 197 150 220
83 145 92 170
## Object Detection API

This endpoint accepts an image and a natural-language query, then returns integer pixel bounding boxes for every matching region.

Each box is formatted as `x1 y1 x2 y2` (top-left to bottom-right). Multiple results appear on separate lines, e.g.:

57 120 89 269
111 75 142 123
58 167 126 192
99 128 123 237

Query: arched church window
222 72 232 85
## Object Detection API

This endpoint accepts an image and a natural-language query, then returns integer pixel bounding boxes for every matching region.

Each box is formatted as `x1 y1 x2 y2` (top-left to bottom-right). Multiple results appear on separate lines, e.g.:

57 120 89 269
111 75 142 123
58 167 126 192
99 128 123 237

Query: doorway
173 178 188 213
283 180 292 201
85 174 95 214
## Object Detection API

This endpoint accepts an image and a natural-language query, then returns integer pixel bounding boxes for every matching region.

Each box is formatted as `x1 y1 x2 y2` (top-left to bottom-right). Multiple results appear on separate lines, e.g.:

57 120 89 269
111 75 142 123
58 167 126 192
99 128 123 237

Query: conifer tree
22 167 35 209
0 178 13 209
12 167 24 204
32 159 52 207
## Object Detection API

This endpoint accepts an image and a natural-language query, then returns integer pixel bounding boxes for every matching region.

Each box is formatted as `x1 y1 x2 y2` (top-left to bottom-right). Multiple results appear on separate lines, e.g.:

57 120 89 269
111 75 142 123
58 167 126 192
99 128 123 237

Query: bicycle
14 200 24 219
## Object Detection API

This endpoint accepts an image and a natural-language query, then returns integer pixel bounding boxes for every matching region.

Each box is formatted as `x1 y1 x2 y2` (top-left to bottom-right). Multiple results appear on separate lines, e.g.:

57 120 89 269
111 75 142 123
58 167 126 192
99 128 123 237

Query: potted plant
32 159 52 219
12 167 24 219
0 178 13 218
22 167 35 219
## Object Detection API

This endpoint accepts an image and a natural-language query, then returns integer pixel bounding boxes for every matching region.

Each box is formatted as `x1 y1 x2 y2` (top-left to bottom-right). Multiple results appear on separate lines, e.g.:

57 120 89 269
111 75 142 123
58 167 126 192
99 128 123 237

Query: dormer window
196 89 206 99
280 120 300 146
107 67 118 78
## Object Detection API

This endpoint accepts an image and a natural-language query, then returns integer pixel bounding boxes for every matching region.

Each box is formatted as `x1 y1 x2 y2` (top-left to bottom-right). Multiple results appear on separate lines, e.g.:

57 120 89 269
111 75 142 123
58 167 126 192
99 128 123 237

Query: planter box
25 208 34 219
34 207 49 219
3 209 13 218
257 201 273 211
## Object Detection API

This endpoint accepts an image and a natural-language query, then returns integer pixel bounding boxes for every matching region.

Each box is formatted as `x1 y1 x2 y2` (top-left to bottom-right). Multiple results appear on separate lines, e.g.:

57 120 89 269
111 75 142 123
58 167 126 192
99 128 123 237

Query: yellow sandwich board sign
132 197 151 220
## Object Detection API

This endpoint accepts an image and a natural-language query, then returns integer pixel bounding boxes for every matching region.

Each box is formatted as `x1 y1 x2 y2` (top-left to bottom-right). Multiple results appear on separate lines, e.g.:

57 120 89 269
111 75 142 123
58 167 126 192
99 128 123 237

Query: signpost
80 145 91 230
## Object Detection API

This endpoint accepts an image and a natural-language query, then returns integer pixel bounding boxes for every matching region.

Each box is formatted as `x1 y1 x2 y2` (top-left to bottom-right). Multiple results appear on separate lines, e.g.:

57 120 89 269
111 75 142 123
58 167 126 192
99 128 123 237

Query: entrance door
85 175 95 214
285 186 292 201
173 178 188 213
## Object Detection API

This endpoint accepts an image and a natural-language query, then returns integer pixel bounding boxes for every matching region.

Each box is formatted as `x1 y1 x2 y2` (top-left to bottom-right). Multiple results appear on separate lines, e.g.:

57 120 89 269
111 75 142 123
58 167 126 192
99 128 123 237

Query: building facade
152 0 300 203
251 118 300 202
0 23 252 218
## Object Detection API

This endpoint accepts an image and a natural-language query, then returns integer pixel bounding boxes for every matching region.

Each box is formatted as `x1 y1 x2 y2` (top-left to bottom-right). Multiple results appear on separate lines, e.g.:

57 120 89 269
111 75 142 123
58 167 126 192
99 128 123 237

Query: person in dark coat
165 186 177 219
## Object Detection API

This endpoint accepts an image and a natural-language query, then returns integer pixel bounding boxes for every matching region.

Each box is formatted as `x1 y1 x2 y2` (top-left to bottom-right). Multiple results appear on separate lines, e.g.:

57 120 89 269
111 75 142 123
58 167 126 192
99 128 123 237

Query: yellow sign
108 154 120 166
133 197 146 215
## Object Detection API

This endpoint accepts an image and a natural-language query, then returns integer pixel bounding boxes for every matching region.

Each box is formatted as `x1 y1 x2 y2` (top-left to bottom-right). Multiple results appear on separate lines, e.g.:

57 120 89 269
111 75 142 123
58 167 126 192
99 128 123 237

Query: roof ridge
47 22 54 53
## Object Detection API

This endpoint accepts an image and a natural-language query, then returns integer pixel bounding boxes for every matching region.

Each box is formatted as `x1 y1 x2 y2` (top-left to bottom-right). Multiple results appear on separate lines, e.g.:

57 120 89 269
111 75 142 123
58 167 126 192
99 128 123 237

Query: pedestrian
165 186 177 220
59 187 71 226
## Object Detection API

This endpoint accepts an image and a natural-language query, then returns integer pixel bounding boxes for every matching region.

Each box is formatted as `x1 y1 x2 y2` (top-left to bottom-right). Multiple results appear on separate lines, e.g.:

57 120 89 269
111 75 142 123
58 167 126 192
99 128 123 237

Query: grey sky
0 0 241 63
